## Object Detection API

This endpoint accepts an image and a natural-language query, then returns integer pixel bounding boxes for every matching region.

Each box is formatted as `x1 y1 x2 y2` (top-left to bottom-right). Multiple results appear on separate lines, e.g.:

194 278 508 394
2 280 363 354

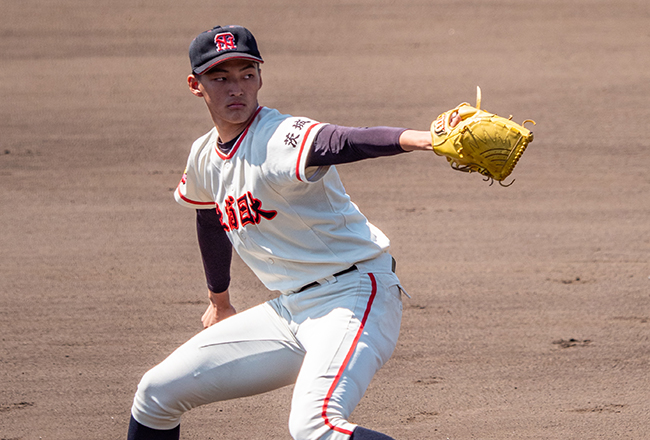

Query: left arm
399 112 461 151
306 125 433 167
398 130 433 152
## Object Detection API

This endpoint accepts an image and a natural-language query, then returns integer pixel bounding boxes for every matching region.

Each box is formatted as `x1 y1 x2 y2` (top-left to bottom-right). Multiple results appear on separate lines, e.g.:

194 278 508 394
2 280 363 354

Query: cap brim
195 54 264 74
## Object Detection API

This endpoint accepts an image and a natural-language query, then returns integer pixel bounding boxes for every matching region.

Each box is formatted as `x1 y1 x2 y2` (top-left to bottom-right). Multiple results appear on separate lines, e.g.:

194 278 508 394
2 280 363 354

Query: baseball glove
431 87 535 185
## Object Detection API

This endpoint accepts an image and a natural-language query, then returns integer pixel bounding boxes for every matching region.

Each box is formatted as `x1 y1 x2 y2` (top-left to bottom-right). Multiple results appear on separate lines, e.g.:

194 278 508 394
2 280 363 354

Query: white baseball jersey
175 106 390 293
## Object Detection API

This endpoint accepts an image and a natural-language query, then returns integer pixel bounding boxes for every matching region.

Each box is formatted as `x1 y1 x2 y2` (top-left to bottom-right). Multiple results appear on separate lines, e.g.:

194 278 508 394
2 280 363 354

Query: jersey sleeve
262 116 329 185
174 133 216 209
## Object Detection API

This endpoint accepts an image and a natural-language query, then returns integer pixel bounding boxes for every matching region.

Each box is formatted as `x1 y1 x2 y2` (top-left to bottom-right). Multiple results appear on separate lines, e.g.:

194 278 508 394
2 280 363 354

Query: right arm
201 288 236 328
196 208 236 327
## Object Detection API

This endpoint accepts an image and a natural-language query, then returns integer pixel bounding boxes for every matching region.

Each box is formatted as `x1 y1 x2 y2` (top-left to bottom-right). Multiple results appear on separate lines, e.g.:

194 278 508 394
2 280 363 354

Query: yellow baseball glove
431 87 535 185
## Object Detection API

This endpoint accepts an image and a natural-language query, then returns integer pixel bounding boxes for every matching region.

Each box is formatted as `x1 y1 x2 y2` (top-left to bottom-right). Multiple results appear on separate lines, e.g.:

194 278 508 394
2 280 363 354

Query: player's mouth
227 101 246 110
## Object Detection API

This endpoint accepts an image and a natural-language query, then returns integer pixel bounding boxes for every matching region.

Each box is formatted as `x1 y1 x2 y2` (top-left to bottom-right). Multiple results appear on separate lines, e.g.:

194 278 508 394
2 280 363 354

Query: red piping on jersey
176 185 215 206
215 106 263 160
321 273 378 436
296 123 320 182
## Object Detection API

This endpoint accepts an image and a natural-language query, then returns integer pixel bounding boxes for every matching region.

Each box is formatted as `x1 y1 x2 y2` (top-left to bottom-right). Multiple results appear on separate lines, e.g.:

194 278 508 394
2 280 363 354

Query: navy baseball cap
189 25 264 74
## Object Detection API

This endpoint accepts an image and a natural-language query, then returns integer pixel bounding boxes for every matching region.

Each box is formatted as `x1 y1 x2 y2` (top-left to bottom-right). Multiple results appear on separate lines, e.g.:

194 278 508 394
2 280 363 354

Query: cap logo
214 32 236 52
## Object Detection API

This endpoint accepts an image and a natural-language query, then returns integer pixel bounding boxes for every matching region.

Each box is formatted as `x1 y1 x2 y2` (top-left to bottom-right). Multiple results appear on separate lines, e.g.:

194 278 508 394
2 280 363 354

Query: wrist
208 289 232 310
399 130 432 152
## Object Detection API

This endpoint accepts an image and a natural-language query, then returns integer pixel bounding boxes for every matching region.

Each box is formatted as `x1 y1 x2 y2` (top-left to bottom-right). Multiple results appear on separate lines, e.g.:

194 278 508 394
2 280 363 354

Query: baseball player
127 25 459 440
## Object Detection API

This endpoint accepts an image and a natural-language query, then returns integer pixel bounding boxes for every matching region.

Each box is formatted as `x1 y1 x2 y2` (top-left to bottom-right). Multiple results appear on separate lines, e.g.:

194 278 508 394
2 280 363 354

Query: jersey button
267 258 274 265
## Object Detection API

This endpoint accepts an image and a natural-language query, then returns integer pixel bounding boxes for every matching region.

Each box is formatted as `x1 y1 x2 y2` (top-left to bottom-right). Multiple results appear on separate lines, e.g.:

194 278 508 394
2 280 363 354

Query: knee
131 368 185 431
288 410 321 440
288 412 352 440
288 415 317 440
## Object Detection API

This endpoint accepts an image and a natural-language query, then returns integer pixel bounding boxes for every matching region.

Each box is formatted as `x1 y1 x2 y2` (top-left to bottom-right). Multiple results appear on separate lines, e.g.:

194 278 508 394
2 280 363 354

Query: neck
214 121 248 144
212 106 260 143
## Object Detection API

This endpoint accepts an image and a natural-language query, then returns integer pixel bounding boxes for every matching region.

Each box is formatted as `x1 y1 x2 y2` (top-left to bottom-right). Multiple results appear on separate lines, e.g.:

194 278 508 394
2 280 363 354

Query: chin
227 107 255 122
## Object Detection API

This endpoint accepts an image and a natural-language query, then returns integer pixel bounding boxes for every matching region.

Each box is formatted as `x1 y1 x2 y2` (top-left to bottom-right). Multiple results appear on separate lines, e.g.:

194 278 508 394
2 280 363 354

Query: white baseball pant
131 255 402 440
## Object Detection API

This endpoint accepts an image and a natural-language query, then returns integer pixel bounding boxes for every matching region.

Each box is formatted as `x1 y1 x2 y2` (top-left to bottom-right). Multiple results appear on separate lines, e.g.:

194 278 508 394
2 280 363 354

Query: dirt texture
1 1 649 439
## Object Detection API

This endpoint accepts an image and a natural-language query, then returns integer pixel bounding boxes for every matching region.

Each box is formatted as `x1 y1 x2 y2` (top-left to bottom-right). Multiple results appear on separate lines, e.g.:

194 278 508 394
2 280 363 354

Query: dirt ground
1 0 649 439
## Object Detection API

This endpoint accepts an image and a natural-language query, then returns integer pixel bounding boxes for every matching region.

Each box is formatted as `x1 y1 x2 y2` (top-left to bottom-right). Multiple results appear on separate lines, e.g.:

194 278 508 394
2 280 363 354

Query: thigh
133 302 305 429
287 271 403 439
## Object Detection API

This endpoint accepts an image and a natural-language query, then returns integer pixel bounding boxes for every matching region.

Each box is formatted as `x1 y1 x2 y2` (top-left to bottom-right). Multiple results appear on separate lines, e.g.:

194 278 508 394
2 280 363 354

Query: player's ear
257 65 263 90
188 74 203 97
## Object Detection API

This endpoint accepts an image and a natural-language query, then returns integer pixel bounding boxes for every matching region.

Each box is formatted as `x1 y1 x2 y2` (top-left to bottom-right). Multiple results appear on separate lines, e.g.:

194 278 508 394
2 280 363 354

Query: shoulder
182 127 218 173
251 107 290 136
269 113 327 149
248 107 328 161
188 127 217 161
182 127 217 180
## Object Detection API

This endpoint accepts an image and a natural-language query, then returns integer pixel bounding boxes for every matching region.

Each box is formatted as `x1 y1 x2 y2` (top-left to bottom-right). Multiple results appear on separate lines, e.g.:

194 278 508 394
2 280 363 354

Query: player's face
189 59 263 138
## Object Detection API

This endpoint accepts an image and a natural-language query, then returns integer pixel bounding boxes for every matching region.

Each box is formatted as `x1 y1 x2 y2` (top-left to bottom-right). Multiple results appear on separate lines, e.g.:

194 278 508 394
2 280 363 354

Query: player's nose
228 80 244 96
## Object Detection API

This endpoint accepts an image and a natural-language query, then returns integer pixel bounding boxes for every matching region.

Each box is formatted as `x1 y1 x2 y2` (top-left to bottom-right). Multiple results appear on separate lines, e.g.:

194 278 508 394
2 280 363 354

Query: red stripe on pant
321 273 378 435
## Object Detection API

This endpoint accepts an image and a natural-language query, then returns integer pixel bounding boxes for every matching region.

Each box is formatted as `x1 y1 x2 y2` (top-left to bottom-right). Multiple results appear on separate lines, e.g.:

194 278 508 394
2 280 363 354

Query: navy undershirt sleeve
196 208 232 293
307 125 408 167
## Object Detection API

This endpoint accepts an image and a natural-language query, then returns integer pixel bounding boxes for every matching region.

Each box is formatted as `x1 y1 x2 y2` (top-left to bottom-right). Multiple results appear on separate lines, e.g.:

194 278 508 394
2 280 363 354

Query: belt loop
295 265 357 293
321 275 336 285
391 256 411 298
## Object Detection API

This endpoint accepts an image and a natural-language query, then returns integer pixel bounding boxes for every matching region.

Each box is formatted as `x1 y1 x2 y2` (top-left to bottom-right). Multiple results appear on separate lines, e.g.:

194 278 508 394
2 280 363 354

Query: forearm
399 110 460 151
307 125 407 166
196 208 232 293
196 209 237 326
398 130 433 152
208 288 232 310
307 125 434 168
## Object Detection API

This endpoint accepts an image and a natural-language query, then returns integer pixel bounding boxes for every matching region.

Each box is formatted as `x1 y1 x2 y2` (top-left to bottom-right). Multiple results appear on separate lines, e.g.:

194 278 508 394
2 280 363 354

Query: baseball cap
189 25 264 74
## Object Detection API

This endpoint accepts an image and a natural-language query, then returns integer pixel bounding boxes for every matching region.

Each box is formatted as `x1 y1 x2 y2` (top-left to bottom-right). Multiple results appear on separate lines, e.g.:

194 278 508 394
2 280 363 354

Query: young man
128 25 456 440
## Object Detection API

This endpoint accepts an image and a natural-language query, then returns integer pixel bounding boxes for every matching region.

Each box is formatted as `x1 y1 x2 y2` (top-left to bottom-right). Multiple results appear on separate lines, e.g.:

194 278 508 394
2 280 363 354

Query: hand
399 113 462 152
449 110 462 128
201 289 236 328
201 302 237 328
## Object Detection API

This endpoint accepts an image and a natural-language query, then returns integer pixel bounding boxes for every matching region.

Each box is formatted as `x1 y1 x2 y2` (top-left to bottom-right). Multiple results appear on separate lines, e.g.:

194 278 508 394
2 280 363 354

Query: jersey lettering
247 191 278 223
292 119 309 130
215 204 230 232
216 192 278 232
284 132 300 148
224 196 239 230
237 194 255 227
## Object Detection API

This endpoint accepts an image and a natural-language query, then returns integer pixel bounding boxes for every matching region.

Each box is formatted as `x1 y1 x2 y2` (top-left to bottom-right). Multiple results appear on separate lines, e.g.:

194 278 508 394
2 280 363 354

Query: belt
296 265 357 293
